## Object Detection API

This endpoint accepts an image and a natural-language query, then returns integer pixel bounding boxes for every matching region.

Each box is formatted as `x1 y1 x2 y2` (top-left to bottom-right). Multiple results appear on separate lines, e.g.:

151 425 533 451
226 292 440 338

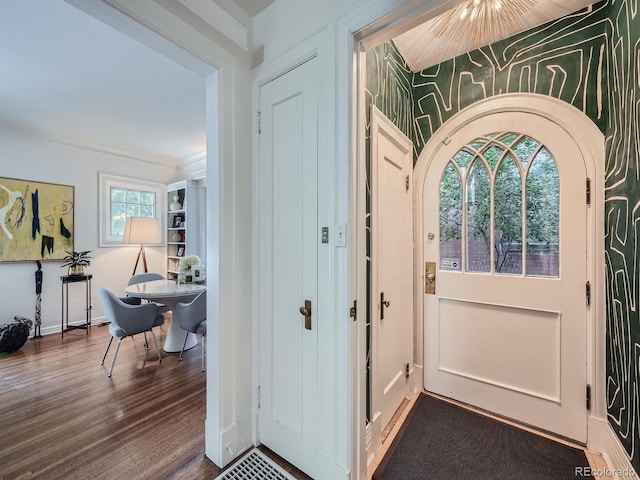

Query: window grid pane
494 156 523 275
110 187 156 237
526 149 559 277
465 160 491 273
440 162 463 271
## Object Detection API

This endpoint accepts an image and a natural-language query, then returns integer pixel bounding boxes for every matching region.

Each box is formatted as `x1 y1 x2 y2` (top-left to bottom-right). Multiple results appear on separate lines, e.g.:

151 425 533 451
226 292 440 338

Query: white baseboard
28 316 108 337
219 420 254 467
314 452 351 480
588 416 637 479
411 364 423 394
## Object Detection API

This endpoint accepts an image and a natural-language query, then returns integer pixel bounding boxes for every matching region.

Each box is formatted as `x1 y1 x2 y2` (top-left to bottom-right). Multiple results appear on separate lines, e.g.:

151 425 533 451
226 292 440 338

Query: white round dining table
124 279 205 353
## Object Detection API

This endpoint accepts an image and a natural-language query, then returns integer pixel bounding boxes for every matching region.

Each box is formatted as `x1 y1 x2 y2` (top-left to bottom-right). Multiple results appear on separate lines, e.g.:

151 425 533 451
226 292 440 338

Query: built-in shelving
166 180 201 280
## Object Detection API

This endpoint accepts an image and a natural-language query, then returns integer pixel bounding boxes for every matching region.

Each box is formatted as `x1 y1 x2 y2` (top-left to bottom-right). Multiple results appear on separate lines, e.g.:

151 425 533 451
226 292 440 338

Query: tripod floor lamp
122 217 161 276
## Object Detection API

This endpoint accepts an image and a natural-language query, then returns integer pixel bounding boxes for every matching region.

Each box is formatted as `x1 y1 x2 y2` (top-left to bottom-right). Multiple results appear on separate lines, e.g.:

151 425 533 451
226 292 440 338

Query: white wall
252 0 358 64
0 128 178 334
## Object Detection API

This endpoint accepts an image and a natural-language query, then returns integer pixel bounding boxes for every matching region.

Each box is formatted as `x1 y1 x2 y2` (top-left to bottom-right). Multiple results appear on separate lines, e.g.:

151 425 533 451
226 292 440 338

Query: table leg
163 307 198 353
61 282 64 338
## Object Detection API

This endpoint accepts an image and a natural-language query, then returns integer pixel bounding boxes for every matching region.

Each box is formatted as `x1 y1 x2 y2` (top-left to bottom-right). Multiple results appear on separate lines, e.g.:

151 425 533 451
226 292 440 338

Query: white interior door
258 57 320 477
370 106 414 443
423 111 588 442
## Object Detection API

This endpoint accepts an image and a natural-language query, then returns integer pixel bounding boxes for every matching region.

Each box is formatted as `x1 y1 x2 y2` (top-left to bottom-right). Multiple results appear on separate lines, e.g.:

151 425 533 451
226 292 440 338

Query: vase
68 265 85 276
169 195 182 211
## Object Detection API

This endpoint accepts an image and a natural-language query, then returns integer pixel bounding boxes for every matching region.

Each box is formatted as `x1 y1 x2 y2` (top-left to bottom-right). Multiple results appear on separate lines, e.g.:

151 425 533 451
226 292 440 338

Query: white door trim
413 93 606 442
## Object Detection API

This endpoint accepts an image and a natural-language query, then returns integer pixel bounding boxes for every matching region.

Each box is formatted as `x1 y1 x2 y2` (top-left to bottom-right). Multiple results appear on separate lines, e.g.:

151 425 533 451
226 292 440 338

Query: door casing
348 7 607 480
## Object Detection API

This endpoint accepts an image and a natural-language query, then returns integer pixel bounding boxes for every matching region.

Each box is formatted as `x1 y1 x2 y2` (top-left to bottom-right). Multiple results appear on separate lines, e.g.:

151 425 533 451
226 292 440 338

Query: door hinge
586 178 591 205
256 385 261 409
256 111 262 134
349 300 357 321
405 175 410 192
586 281 591 306
586 384 591 410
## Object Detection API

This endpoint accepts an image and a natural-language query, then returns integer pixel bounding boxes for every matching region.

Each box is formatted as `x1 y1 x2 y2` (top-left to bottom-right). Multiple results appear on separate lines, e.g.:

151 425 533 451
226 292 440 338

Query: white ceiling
393 0 596 72
0 0 278 166
0 0 596 168
233 0 274 17
0 0 209 165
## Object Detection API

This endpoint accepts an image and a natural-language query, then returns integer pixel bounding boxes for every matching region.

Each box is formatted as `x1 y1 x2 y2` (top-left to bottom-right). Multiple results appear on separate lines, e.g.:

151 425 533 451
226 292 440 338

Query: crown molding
0 122 179 169
181 151 207 166
103 0 250 68
177 0 249 51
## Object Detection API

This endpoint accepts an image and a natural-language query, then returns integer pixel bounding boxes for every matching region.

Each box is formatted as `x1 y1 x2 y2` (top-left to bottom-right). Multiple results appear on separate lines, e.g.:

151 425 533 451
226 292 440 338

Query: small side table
61 274 93 337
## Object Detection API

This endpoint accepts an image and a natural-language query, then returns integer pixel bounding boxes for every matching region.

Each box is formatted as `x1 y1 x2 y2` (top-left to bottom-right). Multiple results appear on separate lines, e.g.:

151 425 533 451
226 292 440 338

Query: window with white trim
99 173 166 246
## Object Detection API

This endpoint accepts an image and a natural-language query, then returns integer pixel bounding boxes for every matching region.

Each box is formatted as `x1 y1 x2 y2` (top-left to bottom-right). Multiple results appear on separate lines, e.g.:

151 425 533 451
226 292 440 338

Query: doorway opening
356 21 605 466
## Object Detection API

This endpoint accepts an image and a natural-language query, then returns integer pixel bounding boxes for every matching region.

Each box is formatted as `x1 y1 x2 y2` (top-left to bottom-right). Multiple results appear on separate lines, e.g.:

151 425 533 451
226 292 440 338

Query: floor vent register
214 448 296 480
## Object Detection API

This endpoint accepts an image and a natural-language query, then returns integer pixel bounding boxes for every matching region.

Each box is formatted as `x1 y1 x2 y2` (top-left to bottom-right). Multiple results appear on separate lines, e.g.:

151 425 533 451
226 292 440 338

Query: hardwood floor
0 318 309 480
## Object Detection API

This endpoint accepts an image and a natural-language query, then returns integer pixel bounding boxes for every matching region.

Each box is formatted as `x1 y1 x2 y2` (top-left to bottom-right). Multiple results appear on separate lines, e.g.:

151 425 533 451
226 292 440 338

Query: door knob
380 292 390 320
425 262 436 295
299 300 312 330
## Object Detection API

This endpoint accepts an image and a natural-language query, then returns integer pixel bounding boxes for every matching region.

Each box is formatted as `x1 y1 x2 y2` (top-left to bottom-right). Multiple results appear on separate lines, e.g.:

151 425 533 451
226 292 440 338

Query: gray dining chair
174 291 206 371
98 288 165 377
124 273 170 348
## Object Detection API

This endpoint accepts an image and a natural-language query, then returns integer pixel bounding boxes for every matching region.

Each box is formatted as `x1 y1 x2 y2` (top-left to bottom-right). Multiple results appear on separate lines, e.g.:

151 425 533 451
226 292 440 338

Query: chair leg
201 334 206 372
150 330 162 363
108 338 124 377
143 331 149 350
179 332 189 362
101 336 114 365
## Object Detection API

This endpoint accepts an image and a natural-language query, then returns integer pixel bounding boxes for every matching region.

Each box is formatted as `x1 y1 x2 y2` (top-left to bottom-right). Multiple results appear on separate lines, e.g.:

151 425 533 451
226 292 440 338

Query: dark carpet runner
373 393 593 480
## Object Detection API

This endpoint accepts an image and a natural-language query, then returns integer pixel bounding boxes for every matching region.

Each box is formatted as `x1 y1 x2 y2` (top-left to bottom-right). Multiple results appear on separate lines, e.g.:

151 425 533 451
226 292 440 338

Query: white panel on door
438 299 561 402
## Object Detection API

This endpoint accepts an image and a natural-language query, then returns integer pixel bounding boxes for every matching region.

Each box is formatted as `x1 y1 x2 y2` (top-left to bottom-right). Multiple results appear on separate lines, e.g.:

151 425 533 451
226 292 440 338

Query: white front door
258 57 320 477
423 111 588 442
370 106 414 443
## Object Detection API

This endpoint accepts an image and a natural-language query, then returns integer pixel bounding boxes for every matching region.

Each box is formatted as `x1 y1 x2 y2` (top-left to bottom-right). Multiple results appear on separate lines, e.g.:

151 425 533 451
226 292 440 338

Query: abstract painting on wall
0 177 74 262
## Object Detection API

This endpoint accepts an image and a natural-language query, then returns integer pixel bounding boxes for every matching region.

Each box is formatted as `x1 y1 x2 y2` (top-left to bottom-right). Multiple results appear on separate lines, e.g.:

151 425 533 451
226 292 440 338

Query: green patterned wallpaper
411 2 608 154
604 0 640 472
366 0 640 471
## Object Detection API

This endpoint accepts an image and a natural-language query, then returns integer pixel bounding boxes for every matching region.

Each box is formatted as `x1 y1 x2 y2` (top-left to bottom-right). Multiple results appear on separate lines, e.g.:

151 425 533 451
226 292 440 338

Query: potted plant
61 250 92 276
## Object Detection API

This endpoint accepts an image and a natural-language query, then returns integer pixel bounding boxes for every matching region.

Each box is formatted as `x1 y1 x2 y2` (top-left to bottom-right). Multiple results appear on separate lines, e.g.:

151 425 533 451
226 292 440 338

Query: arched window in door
439 132 559 277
